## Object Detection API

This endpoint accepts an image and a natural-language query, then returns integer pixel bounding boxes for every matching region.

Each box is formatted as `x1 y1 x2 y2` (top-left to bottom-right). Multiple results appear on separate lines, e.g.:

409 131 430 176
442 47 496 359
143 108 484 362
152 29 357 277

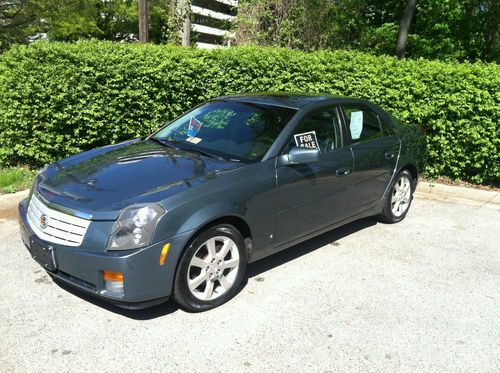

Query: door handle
336 167 351 176
385 152 396 159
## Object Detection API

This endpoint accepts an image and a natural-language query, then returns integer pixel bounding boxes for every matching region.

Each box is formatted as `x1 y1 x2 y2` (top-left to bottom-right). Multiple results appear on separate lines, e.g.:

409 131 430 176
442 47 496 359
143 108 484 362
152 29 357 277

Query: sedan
18 93 424 312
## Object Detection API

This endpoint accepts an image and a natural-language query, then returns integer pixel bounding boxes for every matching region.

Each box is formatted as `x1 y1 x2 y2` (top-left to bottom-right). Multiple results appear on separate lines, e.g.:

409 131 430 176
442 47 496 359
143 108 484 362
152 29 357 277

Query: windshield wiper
150 137 232 161
148 137 179 150
176 146 221 160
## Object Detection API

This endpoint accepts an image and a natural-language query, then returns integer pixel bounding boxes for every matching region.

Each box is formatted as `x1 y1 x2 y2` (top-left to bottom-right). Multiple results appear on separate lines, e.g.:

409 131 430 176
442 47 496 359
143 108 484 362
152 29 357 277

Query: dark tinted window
342 106 382 144
380 118 395 136
287 108 343 154
155 101 297 162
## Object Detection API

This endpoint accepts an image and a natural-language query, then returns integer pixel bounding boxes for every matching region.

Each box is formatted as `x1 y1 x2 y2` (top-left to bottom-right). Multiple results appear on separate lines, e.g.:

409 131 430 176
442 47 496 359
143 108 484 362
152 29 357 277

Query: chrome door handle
385 152 396 159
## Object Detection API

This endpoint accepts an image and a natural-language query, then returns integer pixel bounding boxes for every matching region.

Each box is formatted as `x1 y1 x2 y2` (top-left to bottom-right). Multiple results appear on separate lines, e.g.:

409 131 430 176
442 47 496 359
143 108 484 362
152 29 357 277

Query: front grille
27 194 91 247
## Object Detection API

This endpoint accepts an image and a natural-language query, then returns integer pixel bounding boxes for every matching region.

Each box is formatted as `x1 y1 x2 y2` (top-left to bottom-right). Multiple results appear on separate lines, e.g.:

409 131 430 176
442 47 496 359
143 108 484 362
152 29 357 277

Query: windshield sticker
187 116 203 137
350 111 363 140
294 131 319 149
186 136 202 144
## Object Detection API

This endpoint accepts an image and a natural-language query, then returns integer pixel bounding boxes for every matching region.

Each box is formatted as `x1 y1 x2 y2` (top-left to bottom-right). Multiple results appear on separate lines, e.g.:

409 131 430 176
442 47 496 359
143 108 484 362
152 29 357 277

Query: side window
342 106 382 144
287 108 343 154
380 119 395 137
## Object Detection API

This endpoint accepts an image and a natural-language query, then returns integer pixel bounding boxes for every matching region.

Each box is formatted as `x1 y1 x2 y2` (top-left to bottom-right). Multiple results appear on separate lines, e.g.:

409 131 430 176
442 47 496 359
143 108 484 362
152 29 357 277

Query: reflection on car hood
35 140 242 220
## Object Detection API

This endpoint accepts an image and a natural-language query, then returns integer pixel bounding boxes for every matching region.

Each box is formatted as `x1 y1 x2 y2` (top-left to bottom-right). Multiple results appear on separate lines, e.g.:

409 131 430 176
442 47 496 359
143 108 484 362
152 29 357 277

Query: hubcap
187 236 240 301
391 175 412 217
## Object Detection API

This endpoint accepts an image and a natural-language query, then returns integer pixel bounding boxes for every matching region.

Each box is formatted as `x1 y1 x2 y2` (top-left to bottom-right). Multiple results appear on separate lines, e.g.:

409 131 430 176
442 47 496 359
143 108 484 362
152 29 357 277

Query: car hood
35 139 243 220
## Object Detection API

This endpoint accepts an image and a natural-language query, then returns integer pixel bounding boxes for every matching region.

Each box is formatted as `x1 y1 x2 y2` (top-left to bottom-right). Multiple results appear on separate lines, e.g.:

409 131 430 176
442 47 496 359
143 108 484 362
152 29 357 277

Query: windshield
153 100 297 162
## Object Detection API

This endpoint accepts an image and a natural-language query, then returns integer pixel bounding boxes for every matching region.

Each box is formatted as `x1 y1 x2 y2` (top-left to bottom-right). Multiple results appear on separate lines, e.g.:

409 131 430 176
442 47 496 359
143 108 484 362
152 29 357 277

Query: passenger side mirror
277 147 321 166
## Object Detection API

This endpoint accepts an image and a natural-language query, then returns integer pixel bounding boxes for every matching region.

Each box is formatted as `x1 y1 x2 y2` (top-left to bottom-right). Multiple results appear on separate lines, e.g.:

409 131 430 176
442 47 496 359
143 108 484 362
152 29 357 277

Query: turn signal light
102 270 124 295
159 243 170 266
102 270 123 282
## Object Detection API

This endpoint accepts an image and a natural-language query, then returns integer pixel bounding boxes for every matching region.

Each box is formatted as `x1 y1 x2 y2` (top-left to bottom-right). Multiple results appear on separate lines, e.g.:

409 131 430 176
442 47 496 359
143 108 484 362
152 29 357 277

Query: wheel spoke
202 280 214 300
190 256 208 268
221 258 239 270
391 193 398 203
206 238 217 258
218 240 231 259
219 275 231 291
189 273 206 291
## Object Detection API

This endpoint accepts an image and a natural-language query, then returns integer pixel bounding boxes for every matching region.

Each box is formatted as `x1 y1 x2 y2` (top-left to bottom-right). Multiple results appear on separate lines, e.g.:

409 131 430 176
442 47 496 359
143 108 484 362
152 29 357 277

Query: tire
173 224 248 312
379 169 415 224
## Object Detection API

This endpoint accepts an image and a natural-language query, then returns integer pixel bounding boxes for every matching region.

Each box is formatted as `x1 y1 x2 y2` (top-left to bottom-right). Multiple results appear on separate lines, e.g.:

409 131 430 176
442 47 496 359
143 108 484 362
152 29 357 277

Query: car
18 93 425 312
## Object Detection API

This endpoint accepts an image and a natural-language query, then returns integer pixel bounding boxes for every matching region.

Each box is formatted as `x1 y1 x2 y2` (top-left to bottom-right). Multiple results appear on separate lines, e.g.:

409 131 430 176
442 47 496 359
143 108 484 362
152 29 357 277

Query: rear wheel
379 169 414 223
173 224 247 312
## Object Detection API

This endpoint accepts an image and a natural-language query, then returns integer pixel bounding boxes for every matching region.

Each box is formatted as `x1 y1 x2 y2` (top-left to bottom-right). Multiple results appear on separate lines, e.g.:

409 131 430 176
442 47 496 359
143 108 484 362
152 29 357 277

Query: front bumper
18 198 193 309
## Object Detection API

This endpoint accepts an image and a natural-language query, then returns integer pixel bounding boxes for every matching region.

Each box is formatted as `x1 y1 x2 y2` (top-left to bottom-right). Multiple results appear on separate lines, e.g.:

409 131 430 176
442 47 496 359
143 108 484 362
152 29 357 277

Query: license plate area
29 237 57 272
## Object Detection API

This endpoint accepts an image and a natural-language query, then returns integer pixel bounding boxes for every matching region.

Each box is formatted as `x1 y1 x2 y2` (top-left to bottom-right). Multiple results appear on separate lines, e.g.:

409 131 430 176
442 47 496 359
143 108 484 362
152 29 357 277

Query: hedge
0 40 498 184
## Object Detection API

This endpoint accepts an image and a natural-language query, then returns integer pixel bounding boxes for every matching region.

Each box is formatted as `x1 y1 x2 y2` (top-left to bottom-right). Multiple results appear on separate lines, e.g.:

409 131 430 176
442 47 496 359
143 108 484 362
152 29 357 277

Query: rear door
340 104 400 213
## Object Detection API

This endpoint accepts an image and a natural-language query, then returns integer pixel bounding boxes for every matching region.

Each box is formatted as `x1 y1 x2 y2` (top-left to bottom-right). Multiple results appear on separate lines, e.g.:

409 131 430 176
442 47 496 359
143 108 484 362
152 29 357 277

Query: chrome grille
27 194 90 247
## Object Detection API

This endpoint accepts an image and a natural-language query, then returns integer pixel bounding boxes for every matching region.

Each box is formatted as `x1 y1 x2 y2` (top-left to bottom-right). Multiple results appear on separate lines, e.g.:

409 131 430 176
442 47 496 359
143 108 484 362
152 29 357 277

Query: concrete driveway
0 196 499 372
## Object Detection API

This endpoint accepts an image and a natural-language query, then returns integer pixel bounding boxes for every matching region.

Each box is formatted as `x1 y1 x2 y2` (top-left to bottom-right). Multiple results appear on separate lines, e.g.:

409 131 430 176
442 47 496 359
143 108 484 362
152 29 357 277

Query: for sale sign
294 131 319 149
187 116 203 137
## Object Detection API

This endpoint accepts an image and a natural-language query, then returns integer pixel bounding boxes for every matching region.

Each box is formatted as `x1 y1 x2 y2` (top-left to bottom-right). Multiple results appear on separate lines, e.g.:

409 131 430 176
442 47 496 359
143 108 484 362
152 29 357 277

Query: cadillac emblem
39 214 48 229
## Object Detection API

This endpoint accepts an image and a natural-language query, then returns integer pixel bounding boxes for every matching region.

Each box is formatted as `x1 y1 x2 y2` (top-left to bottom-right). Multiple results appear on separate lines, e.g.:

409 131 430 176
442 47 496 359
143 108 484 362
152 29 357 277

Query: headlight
107 204 165 251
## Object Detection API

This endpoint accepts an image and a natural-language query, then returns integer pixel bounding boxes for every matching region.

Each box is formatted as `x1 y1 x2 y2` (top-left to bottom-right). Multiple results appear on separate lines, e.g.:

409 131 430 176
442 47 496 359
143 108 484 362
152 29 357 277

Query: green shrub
0 167 37 193
0 40 498 183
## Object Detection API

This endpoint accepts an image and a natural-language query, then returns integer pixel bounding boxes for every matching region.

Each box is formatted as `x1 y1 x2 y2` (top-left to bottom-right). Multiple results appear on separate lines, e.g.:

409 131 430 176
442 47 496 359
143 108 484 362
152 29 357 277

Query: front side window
154 101 297 162
286 108 343 154
342 106 382 144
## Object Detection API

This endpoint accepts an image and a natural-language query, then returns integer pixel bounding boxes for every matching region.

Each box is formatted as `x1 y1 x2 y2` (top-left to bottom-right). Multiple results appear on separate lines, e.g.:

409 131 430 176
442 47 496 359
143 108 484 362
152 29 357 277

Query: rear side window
342 106 382 144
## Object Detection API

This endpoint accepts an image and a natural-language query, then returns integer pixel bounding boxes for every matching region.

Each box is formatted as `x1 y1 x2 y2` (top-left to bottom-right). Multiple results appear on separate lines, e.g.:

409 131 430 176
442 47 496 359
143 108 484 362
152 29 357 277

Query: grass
0 167 36 194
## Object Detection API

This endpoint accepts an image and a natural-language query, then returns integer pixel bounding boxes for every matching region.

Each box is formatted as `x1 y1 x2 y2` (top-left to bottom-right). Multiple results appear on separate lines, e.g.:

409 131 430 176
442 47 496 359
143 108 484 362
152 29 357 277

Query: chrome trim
33 190 93 220
27 194 91 247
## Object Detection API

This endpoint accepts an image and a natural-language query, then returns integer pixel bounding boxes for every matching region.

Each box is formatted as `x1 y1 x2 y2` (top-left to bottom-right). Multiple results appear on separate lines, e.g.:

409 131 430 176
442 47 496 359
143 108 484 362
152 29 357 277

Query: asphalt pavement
0 197 499 372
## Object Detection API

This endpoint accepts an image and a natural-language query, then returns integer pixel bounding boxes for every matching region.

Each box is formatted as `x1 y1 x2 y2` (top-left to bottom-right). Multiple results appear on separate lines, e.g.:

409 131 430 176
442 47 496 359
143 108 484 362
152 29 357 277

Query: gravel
1 198 499 372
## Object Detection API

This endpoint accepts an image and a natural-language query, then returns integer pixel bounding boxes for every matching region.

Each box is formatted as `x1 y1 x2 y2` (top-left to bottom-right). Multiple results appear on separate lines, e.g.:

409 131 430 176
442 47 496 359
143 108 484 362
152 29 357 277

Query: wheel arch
170 213 253 294
398 163 419 191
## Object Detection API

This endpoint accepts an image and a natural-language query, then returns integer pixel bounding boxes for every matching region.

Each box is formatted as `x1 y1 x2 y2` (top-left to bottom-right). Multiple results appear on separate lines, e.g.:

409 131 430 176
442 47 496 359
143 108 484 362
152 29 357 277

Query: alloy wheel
187 236 240 301
391 175 412 217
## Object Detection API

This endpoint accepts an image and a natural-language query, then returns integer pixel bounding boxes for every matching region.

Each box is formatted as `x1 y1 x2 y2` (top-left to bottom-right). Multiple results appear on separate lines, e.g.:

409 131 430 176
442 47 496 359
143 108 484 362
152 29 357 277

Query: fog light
102 270 124 295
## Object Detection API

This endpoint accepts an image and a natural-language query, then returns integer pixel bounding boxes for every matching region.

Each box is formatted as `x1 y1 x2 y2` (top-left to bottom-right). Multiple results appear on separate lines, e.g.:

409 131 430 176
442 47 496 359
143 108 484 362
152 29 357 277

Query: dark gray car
18 93 424 312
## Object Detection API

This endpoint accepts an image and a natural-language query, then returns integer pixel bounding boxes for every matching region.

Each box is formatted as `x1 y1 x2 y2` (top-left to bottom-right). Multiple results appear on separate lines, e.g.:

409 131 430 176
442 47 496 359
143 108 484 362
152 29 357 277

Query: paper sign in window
350 111 363 140
187 116 203 137
294 131 319 149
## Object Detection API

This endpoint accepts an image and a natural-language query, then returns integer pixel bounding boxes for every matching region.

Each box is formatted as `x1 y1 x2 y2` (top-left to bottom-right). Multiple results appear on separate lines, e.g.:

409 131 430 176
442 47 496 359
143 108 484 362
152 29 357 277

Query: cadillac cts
18 94 424 312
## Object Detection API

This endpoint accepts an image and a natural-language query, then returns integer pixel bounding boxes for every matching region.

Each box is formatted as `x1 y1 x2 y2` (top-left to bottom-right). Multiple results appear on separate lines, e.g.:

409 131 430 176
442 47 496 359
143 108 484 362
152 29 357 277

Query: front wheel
379 170 414 224
173 224 248 312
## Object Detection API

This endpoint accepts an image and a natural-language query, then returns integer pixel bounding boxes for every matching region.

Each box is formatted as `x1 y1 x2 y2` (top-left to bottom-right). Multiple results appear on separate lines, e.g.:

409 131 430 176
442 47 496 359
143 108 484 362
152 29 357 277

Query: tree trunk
177 0 190 46
396 0 417 59
182 14 191 46
138 0 148 43
484 0 498 62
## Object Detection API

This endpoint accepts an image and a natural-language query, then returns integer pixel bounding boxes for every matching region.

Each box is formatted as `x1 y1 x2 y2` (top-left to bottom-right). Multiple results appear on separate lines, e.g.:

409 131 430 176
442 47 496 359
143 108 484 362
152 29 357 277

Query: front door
274 107 355 246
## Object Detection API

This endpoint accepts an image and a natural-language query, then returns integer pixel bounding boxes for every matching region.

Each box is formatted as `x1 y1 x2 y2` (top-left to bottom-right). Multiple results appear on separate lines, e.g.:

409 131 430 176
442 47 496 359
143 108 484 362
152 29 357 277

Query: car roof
215 93 371 110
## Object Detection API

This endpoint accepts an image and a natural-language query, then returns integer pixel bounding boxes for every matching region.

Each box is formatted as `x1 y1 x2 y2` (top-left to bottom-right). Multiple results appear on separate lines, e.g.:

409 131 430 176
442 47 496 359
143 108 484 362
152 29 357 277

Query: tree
396 0 417 58
0 0 177 52
138 0 148 42
235 0 498 62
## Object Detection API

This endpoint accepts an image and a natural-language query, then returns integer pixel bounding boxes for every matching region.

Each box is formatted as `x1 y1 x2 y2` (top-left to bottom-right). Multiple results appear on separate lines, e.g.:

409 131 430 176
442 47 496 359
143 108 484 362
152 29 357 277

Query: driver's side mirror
277 147 321 166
